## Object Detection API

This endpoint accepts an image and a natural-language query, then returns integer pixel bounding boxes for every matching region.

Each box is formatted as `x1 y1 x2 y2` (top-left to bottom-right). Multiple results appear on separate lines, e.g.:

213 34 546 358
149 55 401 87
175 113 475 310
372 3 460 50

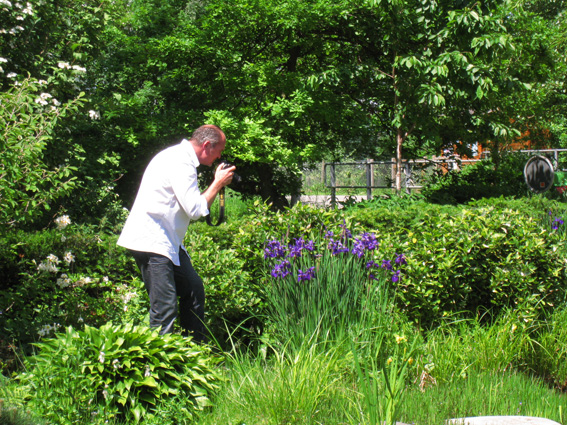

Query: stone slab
445 416 561 425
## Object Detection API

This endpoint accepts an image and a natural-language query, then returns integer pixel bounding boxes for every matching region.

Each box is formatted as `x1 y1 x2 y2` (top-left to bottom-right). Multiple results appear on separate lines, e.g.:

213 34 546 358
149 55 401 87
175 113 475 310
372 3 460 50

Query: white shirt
117 139 209 265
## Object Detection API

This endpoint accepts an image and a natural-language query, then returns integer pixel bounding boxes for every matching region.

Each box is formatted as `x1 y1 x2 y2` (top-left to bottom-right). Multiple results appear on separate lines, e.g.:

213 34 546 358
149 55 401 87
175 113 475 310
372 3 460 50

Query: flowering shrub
263 223 406 343
0 218 140 369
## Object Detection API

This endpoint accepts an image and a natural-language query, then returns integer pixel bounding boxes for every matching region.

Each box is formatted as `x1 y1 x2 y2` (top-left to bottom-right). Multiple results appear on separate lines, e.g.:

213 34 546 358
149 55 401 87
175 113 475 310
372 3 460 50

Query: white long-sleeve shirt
117 139 209 265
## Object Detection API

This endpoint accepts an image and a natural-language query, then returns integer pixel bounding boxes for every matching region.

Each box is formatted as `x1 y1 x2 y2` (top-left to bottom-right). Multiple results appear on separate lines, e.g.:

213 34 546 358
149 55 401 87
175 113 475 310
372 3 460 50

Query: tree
325 0 531 191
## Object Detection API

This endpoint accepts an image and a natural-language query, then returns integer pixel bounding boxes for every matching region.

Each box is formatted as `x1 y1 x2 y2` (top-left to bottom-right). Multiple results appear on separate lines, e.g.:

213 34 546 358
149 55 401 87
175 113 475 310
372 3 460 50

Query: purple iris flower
392 270 401 283
395 253 407 265
360 232 379 250
297 266 316 282
264 239 286 259
552 217 564 230
271 259 291 278
328 238 349 255
351 239 366 258
366 260 378 269
381 259 393 271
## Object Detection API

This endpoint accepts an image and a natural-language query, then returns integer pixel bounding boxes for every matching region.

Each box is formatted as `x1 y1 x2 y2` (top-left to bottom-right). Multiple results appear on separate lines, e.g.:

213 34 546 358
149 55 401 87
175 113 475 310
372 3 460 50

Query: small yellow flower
408 357 414 365
387 357 393 365
395 334 407 344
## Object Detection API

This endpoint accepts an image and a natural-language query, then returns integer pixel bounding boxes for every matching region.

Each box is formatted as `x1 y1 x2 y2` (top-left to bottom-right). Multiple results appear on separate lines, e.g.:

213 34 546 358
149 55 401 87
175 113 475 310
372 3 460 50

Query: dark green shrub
394 203 566 327
16 323 221 424
421 154 530 204
189 197 567 339
0 222 139 370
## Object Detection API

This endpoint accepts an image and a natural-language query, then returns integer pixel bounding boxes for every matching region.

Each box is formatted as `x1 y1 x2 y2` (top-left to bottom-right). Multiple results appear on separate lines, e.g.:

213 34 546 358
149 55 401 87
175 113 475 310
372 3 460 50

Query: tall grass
198 339 356 425
403 370 566 425
194 306 567 425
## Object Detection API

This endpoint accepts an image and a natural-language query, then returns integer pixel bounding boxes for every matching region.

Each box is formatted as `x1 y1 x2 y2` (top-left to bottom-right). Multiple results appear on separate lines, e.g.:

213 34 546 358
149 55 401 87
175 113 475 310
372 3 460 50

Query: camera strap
205 187 225 226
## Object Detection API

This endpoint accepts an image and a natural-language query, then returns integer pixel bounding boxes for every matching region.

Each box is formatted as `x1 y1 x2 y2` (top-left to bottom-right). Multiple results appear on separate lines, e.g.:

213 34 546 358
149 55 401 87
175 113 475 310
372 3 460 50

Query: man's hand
215 163 235 187
202 163 235 208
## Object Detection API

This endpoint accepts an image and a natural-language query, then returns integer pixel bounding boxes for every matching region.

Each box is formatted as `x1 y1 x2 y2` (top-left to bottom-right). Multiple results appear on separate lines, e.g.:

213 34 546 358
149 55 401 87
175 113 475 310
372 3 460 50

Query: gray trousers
130 249 206 342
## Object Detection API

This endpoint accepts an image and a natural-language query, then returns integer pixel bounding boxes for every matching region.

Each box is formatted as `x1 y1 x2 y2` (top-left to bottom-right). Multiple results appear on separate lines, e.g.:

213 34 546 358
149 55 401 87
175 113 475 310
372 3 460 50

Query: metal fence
300 149 567 208
320 157 479 206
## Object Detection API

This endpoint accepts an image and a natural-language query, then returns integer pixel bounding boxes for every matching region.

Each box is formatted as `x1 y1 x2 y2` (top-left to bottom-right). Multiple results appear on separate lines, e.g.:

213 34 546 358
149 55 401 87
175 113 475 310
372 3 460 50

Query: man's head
190 124 226 166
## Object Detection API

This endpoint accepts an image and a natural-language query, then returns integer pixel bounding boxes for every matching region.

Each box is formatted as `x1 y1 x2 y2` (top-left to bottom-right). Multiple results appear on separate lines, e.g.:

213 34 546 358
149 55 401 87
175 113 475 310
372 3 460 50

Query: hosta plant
16 322 221 424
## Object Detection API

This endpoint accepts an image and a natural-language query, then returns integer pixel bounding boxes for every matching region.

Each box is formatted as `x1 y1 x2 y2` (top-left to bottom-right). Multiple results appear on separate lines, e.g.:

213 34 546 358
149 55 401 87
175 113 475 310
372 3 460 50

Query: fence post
391 158 396 190
403 161 410 195
330 163 336 208
366 158 373 201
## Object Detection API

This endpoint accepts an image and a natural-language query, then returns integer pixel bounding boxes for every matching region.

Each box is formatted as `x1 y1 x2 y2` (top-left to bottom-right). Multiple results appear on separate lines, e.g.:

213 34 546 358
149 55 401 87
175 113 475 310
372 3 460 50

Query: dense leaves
2 0 567 226
17 323 221 423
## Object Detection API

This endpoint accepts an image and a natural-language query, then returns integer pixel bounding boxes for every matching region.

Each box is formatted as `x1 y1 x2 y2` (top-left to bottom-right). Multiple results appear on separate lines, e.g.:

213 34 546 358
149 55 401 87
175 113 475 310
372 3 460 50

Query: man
117 124 235 342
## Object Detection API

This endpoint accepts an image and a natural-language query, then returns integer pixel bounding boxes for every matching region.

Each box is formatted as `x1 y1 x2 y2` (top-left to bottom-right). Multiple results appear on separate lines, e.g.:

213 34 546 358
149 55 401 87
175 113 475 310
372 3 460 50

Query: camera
220 160 241 185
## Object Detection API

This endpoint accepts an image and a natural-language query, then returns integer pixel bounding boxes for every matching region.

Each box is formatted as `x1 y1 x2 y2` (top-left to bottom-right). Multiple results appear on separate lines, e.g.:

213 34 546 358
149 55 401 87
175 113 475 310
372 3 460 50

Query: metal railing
323 158 476 206
319 149 567 208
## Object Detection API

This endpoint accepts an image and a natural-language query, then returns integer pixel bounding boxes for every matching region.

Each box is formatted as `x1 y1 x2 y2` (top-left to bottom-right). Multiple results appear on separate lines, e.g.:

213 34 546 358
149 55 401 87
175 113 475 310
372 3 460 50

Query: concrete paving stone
445 416 561 425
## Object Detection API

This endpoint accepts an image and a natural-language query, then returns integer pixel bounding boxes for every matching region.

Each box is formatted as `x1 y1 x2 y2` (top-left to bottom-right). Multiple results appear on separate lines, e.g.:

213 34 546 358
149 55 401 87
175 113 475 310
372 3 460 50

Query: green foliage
184 227 258 343
0 78 85 228
421 154 530 204
395 203 566 327
16 322 221 424
526 306 567 387
0 220 139 368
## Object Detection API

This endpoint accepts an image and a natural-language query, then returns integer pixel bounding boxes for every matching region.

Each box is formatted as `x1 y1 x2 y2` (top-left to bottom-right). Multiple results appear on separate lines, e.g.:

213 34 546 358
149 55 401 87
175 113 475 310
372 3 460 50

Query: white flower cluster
34 92 60 107
56 273 71 288
38 322 60 337
74 276 92 287
89 110 100 120
54 214 71 229
122 291 137 311
57 62 86 73
1 1 33 38
64 251 75 264
38 254 60 273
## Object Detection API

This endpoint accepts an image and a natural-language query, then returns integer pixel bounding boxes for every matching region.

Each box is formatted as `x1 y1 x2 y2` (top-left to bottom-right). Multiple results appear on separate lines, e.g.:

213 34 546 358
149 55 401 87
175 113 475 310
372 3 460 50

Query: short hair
190 125 225 147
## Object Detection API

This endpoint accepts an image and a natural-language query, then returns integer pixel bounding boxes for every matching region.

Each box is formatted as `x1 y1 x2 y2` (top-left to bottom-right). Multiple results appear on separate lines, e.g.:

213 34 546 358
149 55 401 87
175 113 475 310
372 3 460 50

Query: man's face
201 138 226 166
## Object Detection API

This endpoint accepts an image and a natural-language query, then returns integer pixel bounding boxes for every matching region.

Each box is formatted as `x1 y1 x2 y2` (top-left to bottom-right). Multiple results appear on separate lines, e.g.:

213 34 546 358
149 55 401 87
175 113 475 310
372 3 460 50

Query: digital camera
220 160 241 185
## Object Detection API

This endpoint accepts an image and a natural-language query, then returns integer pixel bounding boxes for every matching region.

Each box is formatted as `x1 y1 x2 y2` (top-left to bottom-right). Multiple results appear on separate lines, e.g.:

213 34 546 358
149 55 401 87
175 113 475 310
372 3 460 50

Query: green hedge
2 197 566 369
